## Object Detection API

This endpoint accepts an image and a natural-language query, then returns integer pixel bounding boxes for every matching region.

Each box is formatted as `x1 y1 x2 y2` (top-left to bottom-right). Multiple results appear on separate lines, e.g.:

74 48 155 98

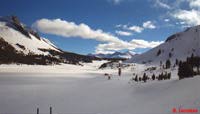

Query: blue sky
0 0 199 54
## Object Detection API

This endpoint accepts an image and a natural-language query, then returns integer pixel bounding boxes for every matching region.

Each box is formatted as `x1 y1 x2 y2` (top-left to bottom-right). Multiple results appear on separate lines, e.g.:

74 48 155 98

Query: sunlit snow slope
0 16 59 55
127 25 200 64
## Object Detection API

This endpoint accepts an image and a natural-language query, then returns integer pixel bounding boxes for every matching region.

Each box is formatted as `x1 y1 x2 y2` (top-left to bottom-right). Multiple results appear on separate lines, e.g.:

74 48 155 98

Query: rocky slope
0 16 97 65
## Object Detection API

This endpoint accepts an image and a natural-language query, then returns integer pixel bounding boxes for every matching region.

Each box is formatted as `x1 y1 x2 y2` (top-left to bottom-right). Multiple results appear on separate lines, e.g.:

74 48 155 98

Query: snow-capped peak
88 51 135 59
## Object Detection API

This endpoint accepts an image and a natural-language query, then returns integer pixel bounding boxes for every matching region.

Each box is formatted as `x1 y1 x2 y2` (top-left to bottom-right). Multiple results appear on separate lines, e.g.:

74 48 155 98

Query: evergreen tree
178 61 193 80
167 73 171 79
151 74 155 80
160 61 162 67
160 72 164 80
185 55 200 74
166 59 171 69
169 52 172 58
188 54 194 68
164 72 168 80
142 73 147 82
176 59 179 66
157 49 161 56
158 72 164 80
139 77 142 82
193 56 200 73
134 75 138 82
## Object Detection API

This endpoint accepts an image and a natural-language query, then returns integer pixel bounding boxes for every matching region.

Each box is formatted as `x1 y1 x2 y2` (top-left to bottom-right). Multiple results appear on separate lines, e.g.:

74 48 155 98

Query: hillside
127 25 200 65
0 16 97 65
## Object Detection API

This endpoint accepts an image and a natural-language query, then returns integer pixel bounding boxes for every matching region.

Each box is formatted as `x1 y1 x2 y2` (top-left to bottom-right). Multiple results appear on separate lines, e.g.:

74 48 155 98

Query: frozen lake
0 63 200 114
0 73 137 114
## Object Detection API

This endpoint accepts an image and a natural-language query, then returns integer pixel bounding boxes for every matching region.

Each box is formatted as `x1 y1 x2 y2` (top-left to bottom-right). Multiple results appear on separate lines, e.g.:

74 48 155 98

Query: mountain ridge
0 16 98 65
88 51 135 59
126 25 200 65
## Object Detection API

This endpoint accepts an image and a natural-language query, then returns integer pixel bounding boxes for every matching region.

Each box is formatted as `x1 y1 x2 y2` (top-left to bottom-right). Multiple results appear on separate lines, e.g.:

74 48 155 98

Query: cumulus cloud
95 39 163 54
115 30 132 36
189 0 200 8
33 18 123 44
143 21 156 29
33 18 163 54
116 24 122 28
128 26 144 33
151 0 200 27
164 19 170 22
172 9 200 26
165 0 200 27
116 21 156 34
154 0 171 9
130 39 163 48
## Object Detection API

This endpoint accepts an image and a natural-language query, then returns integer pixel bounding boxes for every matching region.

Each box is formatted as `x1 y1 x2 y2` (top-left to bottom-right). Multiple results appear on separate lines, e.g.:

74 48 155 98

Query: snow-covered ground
0 61 200 114
0 61 106 75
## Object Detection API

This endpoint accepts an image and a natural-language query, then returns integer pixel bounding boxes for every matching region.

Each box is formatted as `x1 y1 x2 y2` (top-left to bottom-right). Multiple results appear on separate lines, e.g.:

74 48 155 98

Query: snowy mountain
0 16 96 65
127 25 200 65
88 51 135 59
0 16 60 55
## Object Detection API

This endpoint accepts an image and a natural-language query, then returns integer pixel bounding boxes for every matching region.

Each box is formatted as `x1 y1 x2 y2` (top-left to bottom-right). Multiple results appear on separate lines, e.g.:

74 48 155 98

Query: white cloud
154 0 171 9
143 21 156 29
180 21 186 25
172 9 200 26
33 18 123 44
95 39 163 54
116 21 156 34
122 24 128 29
95 50 115 54
130 39 163 48
189 0 200 8
116 24 122 28
115 30 132 36
33 18 163 54
165 0 200 27
116 24 128 29
128 26 144 33
164 19 170 22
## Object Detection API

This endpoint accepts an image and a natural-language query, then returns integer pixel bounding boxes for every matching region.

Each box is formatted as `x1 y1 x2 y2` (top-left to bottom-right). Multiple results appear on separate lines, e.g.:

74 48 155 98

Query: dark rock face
29 29 41 40
0 37 17 64
16 43 25 50
0 16 41 40
26 26 41 40
11 16 31 39
165 34 177 42
38 48 99 64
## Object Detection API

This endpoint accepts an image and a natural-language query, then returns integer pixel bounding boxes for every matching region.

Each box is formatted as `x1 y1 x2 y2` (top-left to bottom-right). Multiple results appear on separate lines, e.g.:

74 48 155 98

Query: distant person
118 60 122 76
108 75 111 80
118 67 121 76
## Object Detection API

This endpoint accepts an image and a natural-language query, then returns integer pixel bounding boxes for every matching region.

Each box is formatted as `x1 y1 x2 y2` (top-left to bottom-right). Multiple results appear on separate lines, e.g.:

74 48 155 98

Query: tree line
132 72 171 83
178 54 200 80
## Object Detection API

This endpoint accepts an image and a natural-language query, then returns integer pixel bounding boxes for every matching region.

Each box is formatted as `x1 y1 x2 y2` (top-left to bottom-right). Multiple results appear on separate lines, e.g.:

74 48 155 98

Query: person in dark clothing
118 61 122 76
118 67 121 76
